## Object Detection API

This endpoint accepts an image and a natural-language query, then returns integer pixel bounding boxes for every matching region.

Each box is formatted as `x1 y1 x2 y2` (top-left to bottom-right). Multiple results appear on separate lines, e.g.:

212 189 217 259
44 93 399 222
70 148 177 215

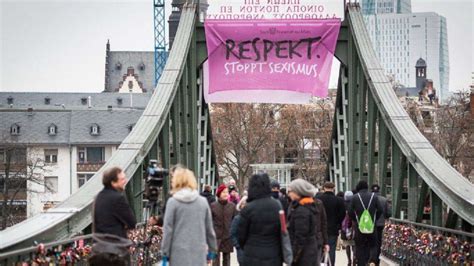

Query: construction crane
154 0 167 87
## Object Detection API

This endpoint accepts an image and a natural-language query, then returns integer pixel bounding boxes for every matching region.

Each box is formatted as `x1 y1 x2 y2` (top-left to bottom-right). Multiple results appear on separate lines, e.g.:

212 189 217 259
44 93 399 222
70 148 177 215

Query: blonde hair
171 167 198 193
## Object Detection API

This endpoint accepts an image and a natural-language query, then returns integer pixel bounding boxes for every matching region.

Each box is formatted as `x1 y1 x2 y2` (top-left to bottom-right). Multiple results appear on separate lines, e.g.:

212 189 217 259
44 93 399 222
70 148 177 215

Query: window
81 98 87 105
0 149 5 163
48 124 57 135
78 147 104 163
78 174 94 187
44 97 51 105
90 124 100 136
10 124 20 135
45 176 58 193
44 149 58 164
7 96 13 104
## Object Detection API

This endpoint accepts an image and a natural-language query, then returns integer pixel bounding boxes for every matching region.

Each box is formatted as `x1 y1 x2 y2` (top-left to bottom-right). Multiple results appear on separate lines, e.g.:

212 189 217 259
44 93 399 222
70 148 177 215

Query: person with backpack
349 180 383 266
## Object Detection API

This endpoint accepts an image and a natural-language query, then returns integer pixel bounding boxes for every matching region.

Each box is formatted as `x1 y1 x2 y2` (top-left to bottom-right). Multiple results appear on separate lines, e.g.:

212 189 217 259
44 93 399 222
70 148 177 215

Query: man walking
93 167 136 238
349 180 382 266
371 184 391 265
316 182 346 265
271 179 289 214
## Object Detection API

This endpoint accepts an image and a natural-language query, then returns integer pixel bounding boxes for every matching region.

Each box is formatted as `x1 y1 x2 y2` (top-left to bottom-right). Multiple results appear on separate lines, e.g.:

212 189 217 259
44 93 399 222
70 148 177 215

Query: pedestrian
316 182 346 265
371 184 391 265
228 184 240 205
161 167 217 266
341 191 356 265
201 184 216 205
230 196 248 265
349 180 382 266
93 167 136 239
238 173 283 265
314 197 329 265
211 184 237 266
271 179 289 215
287 179 320 266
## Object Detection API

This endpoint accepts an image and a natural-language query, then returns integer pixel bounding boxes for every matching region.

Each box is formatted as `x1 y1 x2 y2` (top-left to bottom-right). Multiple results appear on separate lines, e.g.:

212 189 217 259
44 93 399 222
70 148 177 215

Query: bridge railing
382 218 473 265
0 234 93 265
0 222 164 265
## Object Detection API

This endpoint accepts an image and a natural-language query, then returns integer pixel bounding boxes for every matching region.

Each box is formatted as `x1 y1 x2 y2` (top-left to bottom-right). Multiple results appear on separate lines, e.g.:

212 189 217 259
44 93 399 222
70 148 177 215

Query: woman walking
287 179 320 266
238 173 283 266
211 184 237 266
160 167 217 266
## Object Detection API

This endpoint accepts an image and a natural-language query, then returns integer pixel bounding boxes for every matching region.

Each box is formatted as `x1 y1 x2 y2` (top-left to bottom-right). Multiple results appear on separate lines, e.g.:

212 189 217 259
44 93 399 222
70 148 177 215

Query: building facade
0 93 151 222
361 0 450 103
361 0 412 15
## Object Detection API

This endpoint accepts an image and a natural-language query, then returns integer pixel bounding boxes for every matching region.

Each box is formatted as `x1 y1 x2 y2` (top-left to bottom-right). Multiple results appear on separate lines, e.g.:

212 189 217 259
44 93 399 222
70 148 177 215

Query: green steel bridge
1 0 473 262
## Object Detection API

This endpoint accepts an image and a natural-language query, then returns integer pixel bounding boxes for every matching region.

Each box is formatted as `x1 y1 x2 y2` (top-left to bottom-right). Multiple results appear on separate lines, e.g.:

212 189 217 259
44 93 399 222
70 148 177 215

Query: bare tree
276 100 333 184
210 99 334 189
211 103 279 190
407 91 474 180
429 92 474 177
1 142 51 229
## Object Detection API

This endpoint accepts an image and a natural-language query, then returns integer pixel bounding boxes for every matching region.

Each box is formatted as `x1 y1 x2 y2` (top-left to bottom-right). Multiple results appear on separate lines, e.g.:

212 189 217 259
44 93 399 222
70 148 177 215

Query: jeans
328 235 338 266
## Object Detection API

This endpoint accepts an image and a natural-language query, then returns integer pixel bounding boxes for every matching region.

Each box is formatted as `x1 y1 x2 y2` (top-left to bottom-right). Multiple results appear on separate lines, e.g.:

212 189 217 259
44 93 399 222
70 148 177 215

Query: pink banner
204 19 340 100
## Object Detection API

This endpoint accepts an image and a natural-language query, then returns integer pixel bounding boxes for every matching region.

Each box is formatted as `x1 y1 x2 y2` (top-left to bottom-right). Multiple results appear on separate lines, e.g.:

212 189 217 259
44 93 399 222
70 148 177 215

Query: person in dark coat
230 196 248 265
349 180 383 266
201 184 216 205
314 197 329 264
238 173 283 266
316 182 346 265
371 184 392 265
287 179 319 266
271 179 290 216
93 167 136 239
211 184 236 266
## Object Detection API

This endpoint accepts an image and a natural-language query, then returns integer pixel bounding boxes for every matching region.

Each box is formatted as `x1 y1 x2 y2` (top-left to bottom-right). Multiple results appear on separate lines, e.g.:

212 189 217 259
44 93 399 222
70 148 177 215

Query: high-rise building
361 0 412 15
361 0 450 103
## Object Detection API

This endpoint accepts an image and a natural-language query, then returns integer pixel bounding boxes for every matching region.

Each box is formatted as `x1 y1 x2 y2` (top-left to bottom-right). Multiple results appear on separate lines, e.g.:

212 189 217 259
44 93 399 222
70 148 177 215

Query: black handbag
89 233 133 266
89 198 133 265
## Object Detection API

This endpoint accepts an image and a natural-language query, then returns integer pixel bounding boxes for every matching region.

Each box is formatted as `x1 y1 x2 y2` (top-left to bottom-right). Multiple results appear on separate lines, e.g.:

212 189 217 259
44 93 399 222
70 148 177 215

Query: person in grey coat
161 167 217 266
371 184 391 265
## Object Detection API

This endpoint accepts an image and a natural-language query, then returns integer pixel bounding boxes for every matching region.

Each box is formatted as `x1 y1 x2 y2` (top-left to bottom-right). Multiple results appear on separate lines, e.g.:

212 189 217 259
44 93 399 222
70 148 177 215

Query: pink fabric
204 19 341 99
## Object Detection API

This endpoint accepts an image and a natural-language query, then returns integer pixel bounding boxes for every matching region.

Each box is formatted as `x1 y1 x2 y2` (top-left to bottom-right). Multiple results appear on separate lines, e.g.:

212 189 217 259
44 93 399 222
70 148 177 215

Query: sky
0 0 473 93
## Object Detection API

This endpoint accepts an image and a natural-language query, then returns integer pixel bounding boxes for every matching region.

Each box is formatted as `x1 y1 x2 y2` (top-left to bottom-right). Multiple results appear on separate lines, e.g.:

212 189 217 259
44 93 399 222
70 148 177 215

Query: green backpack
356 193 375 234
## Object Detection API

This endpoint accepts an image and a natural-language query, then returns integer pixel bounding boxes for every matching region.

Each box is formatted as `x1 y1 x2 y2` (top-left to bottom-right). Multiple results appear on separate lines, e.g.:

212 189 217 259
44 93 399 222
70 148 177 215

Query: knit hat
270 179 280 189
216 184 227 198
344 191 354 201
288 179 317 197
228 185 237 192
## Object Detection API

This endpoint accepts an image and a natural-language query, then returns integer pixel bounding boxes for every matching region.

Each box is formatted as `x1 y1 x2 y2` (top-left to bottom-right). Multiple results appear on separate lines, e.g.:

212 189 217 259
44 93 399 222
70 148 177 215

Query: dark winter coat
314 198 329 246
201 190 216 205
238 197 283 266
272 191 290 215
316 191 346 236
93 187 136 239
348 189 382 232
374 192 391 227
288 198 319 266
211 200 236 253
230 215 244 264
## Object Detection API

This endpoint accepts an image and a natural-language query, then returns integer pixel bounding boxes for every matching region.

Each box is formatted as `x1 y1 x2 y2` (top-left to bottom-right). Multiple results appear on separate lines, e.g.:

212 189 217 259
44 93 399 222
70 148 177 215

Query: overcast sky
0 0 472 93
